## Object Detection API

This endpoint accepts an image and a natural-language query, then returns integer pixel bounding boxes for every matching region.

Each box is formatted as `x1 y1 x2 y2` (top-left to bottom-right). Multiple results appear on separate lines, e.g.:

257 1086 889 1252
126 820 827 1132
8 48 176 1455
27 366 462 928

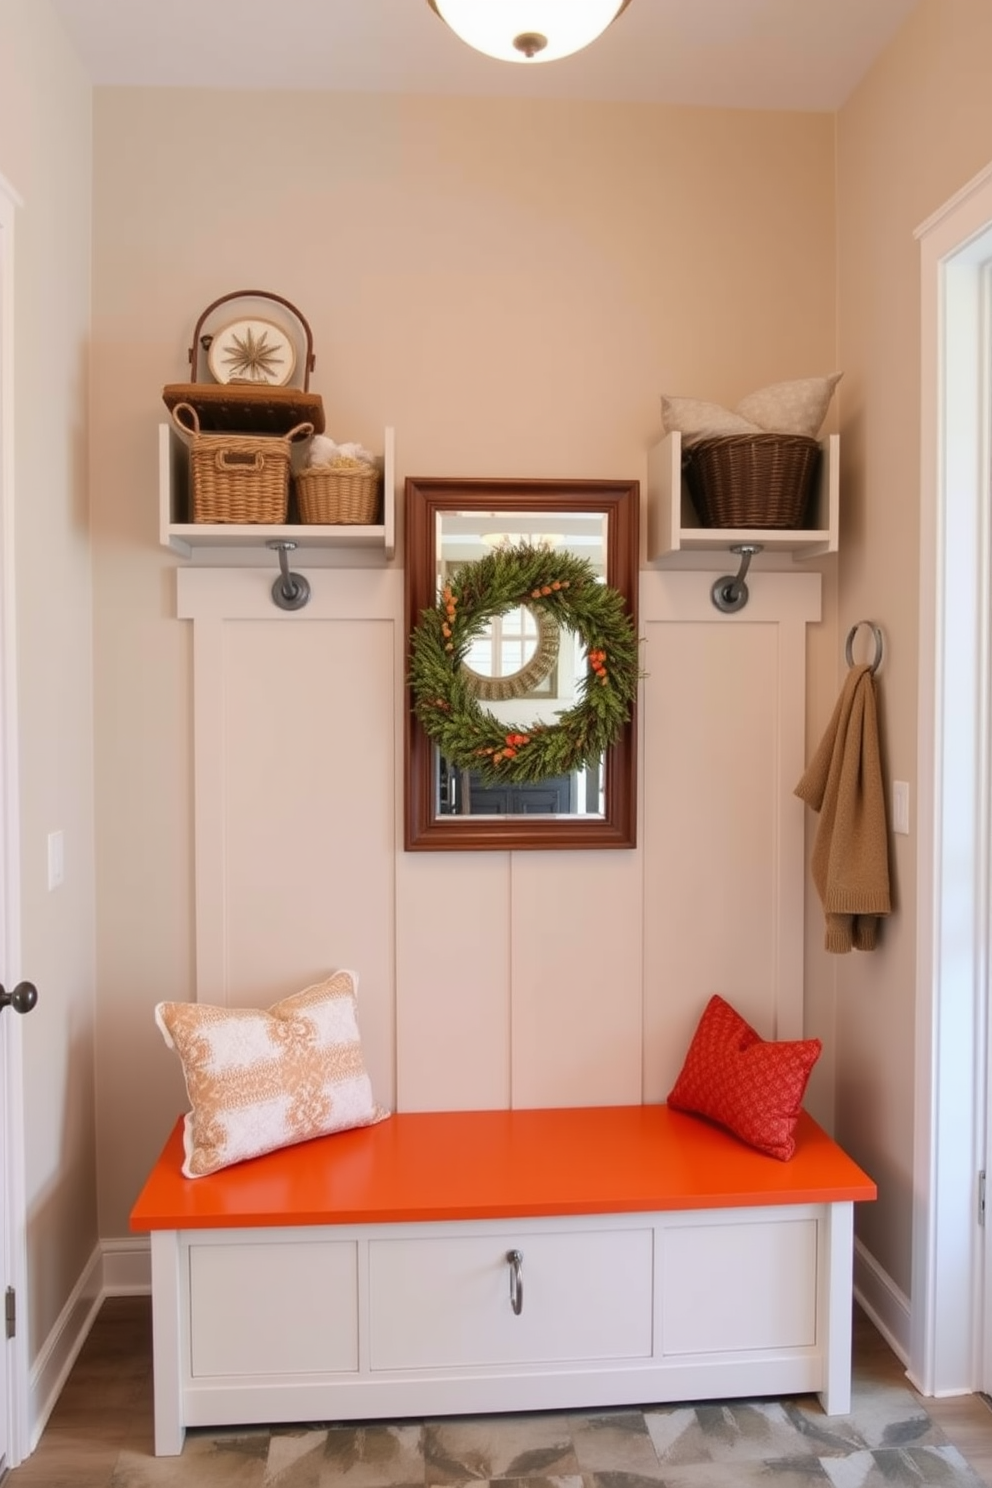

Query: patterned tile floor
5 1299 992 1488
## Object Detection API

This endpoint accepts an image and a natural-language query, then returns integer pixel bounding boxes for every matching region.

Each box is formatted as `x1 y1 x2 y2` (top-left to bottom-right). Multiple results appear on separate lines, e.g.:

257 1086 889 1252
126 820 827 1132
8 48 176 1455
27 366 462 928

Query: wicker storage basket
172 402 313 524
683 433 821 529
294 461 382 525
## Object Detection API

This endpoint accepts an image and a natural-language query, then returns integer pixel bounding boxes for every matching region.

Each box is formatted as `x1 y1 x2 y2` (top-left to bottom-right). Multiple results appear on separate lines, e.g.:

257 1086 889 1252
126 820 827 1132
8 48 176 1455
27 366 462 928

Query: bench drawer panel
369 1228 653 1369
660 1217 817 1355
188 1239 359 1377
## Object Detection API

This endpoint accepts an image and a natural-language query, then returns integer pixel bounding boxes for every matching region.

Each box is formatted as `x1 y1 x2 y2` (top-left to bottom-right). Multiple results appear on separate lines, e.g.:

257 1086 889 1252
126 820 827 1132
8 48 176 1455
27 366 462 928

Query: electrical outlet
892 781 910 836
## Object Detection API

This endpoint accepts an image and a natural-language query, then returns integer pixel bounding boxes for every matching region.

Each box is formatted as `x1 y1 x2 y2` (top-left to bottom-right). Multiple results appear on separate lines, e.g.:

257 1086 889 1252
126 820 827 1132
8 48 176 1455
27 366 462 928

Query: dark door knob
0 982 38 1015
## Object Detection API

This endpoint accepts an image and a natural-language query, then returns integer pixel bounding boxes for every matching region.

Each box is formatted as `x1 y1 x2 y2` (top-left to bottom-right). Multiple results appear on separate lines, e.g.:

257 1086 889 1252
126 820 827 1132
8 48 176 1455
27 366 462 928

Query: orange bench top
130 1105 876 1232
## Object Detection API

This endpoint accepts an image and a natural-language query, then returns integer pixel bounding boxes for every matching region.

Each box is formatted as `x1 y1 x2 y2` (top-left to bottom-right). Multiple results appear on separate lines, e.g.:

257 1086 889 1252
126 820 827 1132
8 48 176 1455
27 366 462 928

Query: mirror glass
439 513 606 818
405 478 638 851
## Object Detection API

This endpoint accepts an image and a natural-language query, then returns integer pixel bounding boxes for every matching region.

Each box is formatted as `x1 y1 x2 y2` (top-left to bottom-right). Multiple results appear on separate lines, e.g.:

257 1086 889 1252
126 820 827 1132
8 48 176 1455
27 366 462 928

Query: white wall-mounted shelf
159 424 396 560
647 430 839 561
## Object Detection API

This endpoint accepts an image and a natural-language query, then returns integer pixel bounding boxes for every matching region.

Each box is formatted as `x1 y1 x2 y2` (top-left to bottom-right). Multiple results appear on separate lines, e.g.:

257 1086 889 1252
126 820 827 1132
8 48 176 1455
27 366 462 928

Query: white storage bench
130 1104 876 1456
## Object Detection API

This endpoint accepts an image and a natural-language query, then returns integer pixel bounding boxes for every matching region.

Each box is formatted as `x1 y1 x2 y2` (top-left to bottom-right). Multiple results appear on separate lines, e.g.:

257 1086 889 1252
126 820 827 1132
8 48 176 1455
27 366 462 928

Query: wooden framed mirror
404 476 639 851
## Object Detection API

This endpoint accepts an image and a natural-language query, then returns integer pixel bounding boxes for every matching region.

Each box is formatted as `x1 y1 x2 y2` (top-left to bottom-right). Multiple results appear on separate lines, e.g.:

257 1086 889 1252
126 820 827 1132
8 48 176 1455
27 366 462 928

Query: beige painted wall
8 0 990 1399
90 88 839 1239
0 0 98 1361
833 0 992 1302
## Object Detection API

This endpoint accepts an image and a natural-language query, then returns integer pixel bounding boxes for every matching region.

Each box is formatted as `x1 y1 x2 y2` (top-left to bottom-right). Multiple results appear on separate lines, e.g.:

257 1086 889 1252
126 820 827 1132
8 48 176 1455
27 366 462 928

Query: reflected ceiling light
426 0 632 64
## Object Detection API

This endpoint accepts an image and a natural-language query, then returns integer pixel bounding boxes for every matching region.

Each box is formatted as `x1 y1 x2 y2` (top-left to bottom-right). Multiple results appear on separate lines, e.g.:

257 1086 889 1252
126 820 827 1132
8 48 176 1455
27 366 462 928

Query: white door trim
912 159 992 1397
0 169 30 1466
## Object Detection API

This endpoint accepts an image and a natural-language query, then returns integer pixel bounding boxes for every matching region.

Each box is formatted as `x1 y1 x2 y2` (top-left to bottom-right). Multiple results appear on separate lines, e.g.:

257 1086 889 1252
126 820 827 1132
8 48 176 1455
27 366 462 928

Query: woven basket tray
683 433 821 528
162 382 326 436
294 463 382 525
172 402 314 524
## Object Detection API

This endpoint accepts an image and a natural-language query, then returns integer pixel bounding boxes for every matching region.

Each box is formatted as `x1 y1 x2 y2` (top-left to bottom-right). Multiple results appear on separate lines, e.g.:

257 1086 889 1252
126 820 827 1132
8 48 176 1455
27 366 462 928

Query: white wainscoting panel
639 570 821 1102
394 849 512 1111
177 566 401 1110
177 565 820 1123
510 848 645 1107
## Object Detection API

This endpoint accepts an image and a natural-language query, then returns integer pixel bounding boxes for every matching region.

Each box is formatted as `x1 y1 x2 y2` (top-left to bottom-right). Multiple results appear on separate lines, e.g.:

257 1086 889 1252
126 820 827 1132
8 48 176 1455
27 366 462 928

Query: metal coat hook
845 620 884 674
711 543 763 614
267 540 311 611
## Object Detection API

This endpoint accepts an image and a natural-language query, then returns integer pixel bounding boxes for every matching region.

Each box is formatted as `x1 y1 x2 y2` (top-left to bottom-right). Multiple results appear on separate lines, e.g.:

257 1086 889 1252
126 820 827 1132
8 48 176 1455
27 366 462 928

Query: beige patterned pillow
155 970 389 1178
735 374 843 438
660 395 761 446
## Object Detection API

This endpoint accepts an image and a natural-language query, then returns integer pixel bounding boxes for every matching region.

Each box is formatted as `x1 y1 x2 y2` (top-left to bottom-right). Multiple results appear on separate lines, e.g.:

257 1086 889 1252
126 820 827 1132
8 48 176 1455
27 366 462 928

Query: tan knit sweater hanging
794 662 891 953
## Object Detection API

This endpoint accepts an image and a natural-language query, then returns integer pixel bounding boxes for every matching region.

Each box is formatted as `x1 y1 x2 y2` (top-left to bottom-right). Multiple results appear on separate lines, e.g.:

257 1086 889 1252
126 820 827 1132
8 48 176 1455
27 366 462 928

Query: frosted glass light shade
427 0 631 64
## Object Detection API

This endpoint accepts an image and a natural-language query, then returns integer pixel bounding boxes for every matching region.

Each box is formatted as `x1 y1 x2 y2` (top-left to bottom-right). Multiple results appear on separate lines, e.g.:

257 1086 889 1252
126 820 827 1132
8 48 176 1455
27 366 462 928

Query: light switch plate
892 781 910 836
47 829 64 889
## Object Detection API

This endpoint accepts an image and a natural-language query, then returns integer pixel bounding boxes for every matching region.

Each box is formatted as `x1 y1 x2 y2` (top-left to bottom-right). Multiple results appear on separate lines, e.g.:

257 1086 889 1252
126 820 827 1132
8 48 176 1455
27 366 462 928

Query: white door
0 979 34 1479
0 171 29 1476
986 1008 992 1394
0 1009 6 1480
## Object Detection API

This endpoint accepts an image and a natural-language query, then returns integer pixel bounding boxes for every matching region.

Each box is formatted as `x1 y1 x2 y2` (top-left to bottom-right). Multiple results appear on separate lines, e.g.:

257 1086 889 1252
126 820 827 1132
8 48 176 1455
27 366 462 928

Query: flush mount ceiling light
426 0 632 64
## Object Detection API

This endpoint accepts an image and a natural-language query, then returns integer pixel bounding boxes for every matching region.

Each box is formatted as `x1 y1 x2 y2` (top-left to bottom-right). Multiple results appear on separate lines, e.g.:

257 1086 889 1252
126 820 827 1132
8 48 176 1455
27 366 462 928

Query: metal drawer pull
507 1249 523 1315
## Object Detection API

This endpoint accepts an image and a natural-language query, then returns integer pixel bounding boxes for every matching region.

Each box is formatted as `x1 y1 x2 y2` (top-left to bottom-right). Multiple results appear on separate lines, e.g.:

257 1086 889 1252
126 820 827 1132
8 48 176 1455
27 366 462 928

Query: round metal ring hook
711 543 763 614
844 621 883 675
267 540 311 612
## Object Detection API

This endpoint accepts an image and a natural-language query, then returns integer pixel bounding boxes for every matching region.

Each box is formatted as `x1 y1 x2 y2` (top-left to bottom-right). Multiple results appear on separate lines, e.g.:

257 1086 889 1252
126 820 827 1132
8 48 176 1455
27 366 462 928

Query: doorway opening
913 162 992 1399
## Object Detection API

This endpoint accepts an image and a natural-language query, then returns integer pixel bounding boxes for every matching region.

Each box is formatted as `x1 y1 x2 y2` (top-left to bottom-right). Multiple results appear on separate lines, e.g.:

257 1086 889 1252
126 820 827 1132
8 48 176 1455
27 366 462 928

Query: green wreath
409 544 639 785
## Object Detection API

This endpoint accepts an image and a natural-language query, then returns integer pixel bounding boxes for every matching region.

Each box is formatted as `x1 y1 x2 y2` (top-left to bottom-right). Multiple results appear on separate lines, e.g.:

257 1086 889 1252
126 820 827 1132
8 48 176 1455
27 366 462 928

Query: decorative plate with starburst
206 316 296 387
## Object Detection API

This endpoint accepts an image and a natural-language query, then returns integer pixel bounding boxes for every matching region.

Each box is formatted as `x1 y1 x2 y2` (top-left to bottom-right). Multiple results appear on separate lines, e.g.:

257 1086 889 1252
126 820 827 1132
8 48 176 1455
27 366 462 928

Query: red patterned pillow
667 994 822 1160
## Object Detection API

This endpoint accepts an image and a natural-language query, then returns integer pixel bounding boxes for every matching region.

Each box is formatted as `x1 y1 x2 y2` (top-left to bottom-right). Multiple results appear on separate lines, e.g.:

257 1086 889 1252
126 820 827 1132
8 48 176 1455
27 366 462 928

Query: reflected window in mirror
405 478 638 851
462 604 556 697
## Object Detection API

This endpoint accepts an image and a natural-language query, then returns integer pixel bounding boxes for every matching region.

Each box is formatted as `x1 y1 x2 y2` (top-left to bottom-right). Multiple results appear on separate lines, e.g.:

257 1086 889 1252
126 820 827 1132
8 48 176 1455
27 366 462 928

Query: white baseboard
102 1235 151 1294
28 1243 103 1450
853 1236 911 1365
28 1237 152 1450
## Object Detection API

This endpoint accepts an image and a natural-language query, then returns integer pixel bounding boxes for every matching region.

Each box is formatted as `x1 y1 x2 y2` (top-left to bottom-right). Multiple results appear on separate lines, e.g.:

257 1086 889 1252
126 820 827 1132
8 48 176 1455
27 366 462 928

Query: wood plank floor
3 1297 991 1486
